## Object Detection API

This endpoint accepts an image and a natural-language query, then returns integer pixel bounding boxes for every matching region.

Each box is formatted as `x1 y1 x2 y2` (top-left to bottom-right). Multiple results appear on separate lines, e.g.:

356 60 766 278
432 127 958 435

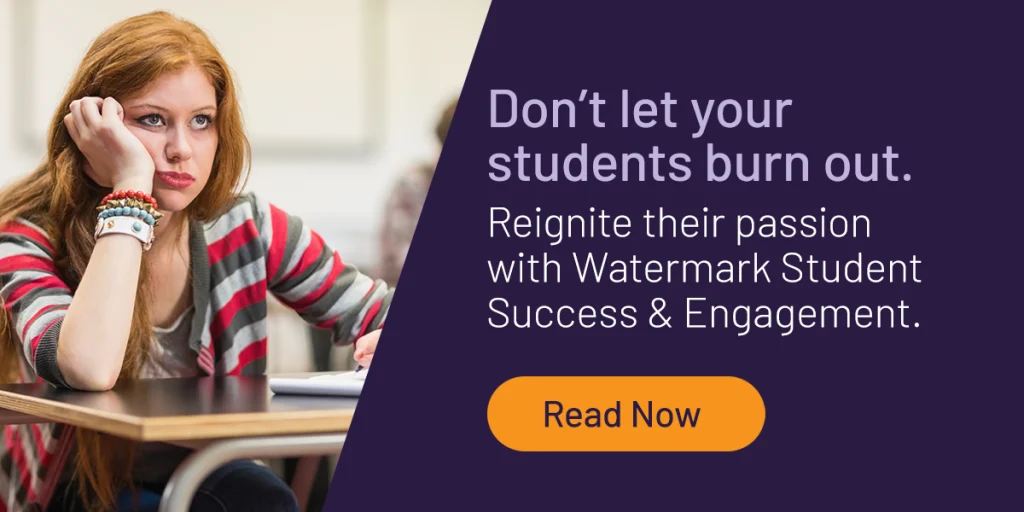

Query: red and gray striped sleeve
0 219 72 387
252 195 393 344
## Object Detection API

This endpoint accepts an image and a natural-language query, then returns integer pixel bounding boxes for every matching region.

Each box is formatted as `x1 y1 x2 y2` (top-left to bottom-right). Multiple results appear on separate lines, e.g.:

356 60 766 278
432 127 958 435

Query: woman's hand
63 96 155 193
353 329 380 368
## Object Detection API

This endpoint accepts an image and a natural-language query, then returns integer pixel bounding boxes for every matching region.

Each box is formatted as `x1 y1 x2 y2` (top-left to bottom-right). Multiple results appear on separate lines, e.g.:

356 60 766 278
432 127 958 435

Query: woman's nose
165 128 193 162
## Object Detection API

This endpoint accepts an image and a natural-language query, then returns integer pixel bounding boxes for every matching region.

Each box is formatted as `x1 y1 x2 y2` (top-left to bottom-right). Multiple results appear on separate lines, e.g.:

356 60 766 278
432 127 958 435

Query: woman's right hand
353 329 380 368
64 96 155 193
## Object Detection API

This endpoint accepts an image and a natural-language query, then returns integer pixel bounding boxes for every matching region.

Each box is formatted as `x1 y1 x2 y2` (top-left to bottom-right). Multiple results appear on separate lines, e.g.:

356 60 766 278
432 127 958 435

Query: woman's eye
191 115 212 130
137 114 164 127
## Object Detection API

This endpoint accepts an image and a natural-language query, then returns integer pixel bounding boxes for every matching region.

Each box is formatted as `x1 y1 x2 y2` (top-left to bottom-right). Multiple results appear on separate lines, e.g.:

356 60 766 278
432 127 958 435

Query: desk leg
158 434 347 512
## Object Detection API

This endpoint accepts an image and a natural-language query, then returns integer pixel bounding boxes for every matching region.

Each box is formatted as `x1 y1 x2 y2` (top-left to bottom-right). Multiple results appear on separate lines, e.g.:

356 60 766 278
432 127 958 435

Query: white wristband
95 215 155 251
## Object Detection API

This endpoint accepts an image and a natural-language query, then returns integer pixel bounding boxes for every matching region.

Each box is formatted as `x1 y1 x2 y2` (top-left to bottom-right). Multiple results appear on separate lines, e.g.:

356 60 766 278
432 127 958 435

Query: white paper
269 370 367 397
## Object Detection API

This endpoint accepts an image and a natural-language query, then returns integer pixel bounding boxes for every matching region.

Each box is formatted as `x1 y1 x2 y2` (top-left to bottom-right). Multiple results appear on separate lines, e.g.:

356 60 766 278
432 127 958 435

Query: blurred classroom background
0 0 487 372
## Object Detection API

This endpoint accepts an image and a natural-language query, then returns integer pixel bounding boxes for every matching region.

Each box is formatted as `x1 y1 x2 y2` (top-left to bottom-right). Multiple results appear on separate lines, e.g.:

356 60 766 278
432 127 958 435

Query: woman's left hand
353 329 380 367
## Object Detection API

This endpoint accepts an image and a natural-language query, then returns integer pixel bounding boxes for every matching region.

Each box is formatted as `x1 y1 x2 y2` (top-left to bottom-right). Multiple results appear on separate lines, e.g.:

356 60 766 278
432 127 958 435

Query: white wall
0 0 490 271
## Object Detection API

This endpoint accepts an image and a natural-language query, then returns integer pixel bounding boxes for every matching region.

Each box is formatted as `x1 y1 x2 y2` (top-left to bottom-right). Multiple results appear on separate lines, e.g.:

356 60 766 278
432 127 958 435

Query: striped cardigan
0 192 392 510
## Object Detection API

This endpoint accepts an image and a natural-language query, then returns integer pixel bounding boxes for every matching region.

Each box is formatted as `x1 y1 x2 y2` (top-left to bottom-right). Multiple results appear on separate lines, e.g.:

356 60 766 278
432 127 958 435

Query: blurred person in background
376 96 458 286
0 11 390 512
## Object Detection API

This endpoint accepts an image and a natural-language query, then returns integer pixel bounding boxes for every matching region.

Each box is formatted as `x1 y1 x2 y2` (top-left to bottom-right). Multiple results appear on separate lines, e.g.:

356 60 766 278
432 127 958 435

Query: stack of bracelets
93 190 163 251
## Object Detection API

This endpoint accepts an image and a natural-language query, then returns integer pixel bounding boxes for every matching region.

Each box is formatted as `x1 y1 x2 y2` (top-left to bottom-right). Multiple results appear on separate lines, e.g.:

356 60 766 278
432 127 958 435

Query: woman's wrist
112 176 153 195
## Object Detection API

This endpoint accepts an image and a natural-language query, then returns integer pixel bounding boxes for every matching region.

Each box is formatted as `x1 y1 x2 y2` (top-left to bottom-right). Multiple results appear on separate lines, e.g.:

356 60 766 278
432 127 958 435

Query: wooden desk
0 375 356 440
0 375 355 512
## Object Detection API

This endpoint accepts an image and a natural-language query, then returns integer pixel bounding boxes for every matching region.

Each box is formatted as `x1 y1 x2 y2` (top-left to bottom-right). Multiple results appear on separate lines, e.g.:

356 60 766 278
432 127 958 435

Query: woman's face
121 64 218 213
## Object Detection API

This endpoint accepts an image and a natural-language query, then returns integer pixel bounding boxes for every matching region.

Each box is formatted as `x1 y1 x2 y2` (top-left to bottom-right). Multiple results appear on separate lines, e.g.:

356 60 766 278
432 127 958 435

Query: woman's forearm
56 234 144 390
56 179 150 391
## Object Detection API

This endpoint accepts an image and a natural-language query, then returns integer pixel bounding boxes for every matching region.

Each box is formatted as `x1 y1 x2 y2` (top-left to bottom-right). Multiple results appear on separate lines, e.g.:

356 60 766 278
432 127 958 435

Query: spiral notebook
269 369 367 397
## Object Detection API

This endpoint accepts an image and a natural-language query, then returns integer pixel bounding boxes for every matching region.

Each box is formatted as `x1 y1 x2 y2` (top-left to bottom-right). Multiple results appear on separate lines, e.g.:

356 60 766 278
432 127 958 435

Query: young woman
0 11 391 512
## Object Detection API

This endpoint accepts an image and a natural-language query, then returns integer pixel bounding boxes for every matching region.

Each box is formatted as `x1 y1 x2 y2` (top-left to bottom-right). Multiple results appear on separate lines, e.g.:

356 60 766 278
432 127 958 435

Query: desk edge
0 389 144 439
0 390 354 441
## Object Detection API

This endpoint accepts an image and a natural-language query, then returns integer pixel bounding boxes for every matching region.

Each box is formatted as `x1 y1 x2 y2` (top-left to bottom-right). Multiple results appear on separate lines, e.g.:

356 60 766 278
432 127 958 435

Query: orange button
487 376 764 452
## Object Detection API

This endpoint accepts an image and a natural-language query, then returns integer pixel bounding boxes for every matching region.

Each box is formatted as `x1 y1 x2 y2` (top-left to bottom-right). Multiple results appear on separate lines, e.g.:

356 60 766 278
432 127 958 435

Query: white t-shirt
141 306 198 379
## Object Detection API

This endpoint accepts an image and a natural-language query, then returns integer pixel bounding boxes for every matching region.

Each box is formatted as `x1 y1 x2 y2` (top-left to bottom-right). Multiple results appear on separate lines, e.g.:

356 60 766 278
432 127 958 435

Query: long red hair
0 10 250 510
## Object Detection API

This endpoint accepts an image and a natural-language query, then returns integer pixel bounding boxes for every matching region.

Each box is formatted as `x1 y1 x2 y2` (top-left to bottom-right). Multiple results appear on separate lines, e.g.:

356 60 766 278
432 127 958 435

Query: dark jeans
48 459 300 512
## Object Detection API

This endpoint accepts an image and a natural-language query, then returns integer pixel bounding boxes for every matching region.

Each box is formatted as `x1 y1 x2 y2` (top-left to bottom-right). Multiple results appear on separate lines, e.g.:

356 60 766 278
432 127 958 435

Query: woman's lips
155 170 196 189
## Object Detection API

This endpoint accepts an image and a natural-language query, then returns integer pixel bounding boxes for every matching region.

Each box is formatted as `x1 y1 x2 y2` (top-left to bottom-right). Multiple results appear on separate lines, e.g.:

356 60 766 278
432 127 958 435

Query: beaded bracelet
102 190 158 210
93 189 161 251
98 204 157 226
96 190 162 227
